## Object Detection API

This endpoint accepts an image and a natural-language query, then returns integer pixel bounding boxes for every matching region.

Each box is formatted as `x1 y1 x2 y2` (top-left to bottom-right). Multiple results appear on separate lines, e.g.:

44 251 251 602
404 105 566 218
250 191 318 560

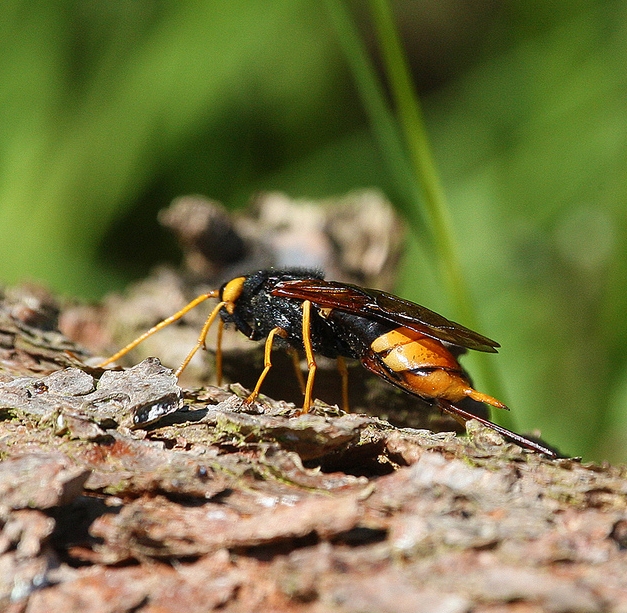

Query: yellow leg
288 348 306 394
246 326 287 403
97 290 220 369
336 355 349 412
215 318 224 385
301 300 317 414
175 300 228 376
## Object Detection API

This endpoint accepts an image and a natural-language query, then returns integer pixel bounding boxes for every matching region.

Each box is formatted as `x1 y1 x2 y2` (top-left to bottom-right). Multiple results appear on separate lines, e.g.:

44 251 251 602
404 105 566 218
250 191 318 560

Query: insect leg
288 348 306 394
301 300 317 414
215 318 224 385
246 326 288 403
97 290 220 369
175 299 228 377
336 356 349 412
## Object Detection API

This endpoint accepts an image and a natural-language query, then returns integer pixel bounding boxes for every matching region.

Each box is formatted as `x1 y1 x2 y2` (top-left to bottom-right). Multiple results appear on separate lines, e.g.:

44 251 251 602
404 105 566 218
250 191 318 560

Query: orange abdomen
367 327 506 408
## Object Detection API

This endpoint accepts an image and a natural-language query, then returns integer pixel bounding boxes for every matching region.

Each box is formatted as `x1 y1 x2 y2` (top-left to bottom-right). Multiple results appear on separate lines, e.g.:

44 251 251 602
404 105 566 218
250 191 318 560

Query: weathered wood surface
0 282 626 613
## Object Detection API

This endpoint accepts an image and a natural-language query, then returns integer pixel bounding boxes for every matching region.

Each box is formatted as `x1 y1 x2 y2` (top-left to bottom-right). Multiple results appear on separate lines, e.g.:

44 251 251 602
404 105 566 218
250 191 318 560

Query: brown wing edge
271 278 500 353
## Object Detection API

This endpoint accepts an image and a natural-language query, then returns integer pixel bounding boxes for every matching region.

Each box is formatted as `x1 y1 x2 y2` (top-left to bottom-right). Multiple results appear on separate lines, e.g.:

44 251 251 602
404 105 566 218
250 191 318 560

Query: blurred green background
1 0 626 462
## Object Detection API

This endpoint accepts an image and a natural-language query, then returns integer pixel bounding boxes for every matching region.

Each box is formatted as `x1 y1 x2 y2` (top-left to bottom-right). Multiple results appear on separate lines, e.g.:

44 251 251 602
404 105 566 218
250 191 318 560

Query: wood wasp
98 269 557 457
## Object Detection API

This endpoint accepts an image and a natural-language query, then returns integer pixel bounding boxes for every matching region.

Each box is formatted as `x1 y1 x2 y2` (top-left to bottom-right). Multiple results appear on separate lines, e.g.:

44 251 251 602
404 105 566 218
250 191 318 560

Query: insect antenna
96 290 223 374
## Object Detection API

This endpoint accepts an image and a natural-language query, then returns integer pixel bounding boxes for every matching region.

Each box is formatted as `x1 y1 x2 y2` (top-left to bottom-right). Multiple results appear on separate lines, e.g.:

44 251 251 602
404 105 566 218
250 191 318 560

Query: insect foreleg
175 299 228 377
246 326 288 404
215 318 225 385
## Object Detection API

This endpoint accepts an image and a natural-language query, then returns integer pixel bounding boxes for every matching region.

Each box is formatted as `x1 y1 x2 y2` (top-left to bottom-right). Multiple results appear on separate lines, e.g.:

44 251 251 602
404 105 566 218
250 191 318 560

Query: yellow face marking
221 276 246 314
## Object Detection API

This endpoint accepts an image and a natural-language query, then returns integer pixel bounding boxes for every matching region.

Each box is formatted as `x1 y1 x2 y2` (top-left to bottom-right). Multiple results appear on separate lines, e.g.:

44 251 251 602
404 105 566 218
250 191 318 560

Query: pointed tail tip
466 389 509 410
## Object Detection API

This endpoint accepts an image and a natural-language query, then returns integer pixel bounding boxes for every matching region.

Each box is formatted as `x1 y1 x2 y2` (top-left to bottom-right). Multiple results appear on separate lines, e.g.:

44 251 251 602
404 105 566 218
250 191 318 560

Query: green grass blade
326 0 513 427
321 0 431 243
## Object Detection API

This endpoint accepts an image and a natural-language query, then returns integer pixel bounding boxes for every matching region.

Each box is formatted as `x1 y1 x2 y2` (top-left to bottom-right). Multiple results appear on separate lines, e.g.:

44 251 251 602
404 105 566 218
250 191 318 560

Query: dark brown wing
271 278 499 353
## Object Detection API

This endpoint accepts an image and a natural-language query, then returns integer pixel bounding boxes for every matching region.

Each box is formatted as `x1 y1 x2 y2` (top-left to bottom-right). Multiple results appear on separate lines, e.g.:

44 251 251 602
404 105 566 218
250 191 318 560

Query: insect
98 269 557 457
